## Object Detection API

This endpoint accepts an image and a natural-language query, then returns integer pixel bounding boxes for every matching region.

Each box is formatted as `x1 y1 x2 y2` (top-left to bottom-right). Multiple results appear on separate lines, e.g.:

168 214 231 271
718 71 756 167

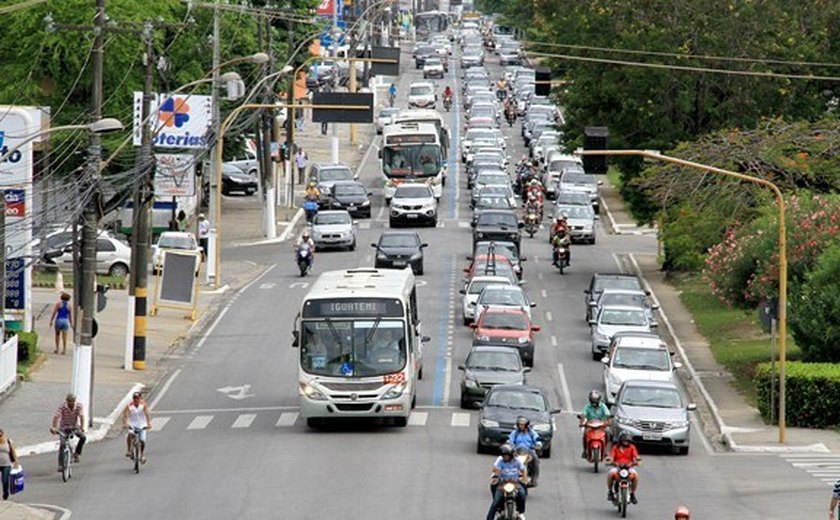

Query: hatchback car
389 184 438 227
459 345 528 409
423 57 445 79
57 236 131 277
310 163 357 207
611 380 695 454
554 190 592 207
472 307 540 366
414 45 437 68
477 385 560 456
221 163 257 196
328 180 372 218
558 171 602 213
474 284 535 322
471 241 525 278
152 231 201 274
602 333 680 404
472 210 522 250
554 203 597 244
408 82 437 109
461 275 517 324
584 273 647 321
593 289 659 327
590 305 657 360
372 231 428 274
376 107 400 134
311 210 357 251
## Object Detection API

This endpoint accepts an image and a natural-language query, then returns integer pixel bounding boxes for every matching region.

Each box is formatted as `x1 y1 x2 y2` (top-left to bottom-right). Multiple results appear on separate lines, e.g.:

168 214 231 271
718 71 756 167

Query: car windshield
600 293 646 308
480 288 525 307
487 390 545 411
556 192 590 205
383 145 442 177
410 85 433 96
556 205 594 218
478 186 510 197
379 108 399 119
477 197 512 209
466 129 496 141
426 58 441 66
158 235 194 249
549 160 580 172
563 173 595 185
601 309 647 326
379 234 419 248
335 184 366 196
481 312 528 330
394 186 432 199
594 278 643 293
301 320 406 377
621 386 682 408
319 168 353 181
475 153 504 163
467 351 522 371
476 174 508 186
613 348 670 371
314 213 351 225
477 212 518 228
469 280 505 295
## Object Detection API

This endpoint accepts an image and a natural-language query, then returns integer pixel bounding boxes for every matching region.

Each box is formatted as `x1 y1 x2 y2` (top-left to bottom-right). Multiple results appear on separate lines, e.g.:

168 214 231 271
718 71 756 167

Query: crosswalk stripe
458 221 471 228
187 415 214 430
275 412 299 427
232 414 257 429
151 417 170 431
409 412 428 426
451 412 471 427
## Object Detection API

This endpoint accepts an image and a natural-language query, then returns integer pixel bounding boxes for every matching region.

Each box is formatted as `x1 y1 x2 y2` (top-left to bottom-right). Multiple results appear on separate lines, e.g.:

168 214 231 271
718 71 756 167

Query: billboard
154 153 196 196
133 93 213 149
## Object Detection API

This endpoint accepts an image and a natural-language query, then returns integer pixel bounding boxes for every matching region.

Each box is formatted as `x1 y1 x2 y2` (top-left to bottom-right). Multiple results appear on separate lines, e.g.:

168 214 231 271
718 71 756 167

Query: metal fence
0 336 19 395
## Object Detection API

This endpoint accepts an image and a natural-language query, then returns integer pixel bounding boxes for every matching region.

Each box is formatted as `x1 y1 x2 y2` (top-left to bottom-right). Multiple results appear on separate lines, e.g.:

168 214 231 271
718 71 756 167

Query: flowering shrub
790 244 840 362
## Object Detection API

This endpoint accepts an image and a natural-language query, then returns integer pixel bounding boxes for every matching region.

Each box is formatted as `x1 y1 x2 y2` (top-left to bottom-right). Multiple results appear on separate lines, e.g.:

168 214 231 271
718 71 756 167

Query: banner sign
4 189 25 217
133 93 212 149
154 153 196 196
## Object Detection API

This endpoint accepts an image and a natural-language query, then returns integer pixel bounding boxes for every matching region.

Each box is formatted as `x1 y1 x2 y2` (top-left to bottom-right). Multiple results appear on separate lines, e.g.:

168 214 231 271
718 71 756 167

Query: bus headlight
299 382 328 401
382 383 406 400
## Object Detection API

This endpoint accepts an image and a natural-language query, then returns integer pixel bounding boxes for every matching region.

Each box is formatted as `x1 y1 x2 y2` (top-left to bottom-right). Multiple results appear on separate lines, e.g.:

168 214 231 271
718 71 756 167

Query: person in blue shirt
508 416 541 487
388 83 397 107
579 389 612 458
486 443 527 520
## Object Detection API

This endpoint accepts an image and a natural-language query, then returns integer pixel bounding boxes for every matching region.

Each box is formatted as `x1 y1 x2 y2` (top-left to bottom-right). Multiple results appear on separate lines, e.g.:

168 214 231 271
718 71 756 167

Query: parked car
589 305 657 360
328 181 372 218
471 307 540 367
221 163 257 196
311 210 357 251
476 385 560 456
56 235 131 277
602 332 679 404
611 380 695 454
152 231 201 274
376 107 400 134
459 345 528 408
389 184 438 227
372 231 428 274
472 210 522 251
584 273 647 322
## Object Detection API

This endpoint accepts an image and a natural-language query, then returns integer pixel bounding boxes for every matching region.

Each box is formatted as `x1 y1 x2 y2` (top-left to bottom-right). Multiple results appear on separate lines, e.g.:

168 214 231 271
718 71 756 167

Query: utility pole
0 191 5 341
330 0 339 163
285 19 295 208
208 1 221 286
260 14 277 238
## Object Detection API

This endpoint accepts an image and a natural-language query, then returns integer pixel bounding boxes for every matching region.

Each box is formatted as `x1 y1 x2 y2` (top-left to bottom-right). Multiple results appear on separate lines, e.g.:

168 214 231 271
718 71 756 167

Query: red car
471 307 540 366
463 254 516 282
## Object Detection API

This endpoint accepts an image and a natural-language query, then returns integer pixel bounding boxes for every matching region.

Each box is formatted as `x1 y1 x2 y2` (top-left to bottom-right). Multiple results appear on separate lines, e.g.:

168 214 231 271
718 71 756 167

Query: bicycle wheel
61 449 70 482
133 438 140 473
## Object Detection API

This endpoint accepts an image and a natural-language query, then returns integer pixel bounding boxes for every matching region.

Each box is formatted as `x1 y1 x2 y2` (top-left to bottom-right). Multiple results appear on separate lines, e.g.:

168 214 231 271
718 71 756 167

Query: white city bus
392 109 450 164
294 268 426 428
381 122 445 200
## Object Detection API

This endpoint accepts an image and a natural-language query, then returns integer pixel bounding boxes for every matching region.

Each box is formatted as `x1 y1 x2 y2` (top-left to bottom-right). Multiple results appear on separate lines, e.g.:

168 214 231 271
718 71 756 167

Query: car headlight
382 382 406 400
377 253 387 260
517 337 529 344
670 420 689 429
477 335 490 342
465 379 478 389
480 419 499 428
616 416 634 426
409 252 422 260
361 200 370 206
299 382 328 401
533 423 551 433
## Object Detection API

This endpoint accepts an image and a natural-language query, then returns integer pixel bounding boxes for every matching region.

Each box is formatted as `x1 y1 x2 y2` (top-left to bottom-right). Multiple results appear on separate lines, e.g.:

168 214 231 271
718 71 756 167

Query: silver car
376 107 400 134
602 333 679 404
310 210 357 251
389 184 438 227
57 235 131 277
558 170 602 213
612 380 695 455
589 305 656 360
554 203 597 244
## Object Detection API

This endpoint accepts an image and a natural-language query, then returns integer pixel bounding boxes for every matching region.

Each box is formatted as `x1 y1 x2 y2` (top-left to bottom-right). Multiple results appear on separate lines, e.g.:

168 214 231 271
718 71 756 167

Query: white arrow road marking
556 363 574 413
289 282 310 289
451 412 471 427
409 412 429 426
259 282 276 289
217 384 255 400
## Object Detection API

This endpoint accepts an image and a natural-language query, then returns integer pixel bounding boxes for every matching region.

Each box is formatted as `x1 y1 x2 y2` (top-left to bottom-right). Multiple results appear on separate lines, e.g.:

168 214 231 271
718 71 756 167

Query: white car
152 231 202 274
602 333 681 404
408 82 437 109
590 305 657 360
390 184 438 227
474 284 535 323
310 210 357 251
423 57 446 79
460 275 516 324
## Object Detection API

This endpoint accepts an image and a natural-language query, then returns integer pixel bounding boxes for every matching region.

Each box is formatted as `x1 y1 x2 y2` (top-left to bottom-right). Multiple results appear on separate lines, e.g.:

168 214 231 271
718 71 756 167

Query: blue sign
5 258 25 310
0 131 23 164
319 20 347 47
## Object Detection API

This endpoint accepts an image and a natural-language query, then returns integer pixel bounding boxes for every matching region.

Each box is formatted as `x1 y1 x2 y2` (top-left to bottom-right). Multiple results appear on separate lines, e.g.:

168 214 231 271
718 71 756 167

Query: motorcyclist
674 506 691 519
508 416 541 487
525 192 543 220
443 85 453 100
551 216 572 267
486 443 527 520
579 390 611 458
295 231 315 268
304 181 320 201
606 431 640 504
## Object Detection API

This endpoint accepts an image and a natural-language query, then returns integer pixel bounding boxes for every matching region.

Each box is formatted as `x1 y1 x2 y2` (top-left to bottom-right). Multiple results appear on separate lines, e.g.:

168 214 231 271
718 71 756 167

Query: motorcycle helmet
516 416 530 428
674 506 690 519
307 181 316 189
618 431 632 444
500 443 515 457
302 231 310 240
588 390 602 406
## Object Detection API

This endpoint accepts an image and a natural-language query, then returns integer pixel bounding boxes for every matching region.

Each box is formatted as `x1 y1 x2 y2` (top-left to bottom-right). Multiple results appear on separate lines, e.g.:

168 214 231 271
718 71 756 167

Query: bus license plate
642 433 662 441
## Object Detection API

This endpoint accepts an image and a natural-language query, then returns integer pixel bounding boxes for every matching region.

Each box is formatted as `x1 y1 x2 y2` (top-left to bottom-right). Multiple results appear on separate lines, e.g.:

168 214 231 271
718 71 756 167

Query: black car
584 273 647 321
414 45 437 68
329 180 372 218
471 240 525 279
477 385 560 456
472 210 522 251
221 163 257 195
373 231 428 275
459 345 528 409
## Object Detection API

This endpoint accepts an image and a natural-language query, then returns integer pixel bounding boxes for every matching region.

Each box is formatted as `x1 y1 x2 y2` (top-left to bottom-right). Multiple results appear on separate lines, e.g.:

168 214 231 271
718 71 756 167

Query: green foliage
790 244 840 362
660 205 728 272
15 331 39 364
755 362 840 428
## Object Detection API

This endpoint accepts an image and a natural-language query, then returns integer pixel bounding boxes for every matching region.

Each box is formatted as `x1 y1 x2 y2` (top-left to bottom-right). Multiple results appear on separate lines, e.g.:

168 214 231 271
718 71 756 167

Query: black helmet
516 416 530 428
589 390 602 406
619 431 632 443
500 443 515 457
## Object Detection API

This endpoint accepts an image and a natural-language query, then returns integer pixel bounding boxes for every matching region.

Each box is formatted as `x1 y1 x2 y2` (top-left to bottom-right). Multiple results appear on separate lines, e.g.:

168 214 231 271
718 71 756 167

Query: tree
790 243 840 362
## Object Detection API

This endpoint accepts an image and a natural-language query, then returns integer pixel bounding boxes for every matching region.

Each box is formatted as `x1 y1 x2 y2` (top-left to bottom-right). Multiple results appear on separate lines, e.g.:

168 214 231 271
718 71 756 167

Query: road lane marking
550 335 557 347
259 282 276 289
458 221 471 228
545 311 553 322
451 412 471 427
275 412 299 427
556 363 574 413
540 289 547 299
433 254 456 406
231 414 257 429
187 415 214 430
155 405 300 414
149 368 181 409
537 272 543 281
151 417 170 431
409 412 429 426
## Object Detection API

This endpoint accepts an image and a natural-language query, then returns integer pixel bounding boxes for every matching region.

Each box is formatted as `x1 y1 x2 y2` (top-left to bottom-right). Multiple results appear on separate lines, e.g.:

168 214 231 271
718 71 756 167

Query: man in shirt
486 443 527 520
830 478 840 519
606 431 640 504
50 393 86 469
579 389 611 458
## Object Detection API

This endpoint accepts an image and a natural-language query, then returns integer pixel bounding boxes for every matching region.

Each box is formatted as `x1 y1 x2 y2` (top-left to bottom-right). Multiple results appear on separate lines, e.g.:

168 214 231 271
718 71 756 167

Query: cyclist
388 83 397 107
50 393 86 471
122 391 152 464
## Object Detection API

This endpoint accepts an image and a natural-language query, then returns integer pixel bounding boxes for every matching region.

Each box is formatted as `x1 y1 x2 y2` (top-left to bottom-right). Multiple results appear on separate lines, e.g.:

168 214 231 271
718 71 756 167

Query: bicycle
127 426 147 474
56 430 76 482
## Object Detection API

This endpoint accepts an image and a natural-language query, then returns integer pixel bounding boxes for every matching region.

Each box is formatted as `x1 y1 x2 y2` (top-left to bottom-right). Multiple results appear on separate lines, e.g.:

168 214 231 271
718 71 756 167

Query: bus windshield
383 145 442 177
301 320 407 377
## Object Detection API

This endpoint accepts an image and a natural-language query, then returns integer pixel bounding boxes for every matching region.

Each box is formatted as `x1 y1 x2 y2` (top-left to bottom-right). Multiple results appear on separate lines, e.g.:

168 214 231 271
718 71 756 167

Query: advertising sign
4 258 25 310
4 189 25 217
154 153 196 196
133 93 212 149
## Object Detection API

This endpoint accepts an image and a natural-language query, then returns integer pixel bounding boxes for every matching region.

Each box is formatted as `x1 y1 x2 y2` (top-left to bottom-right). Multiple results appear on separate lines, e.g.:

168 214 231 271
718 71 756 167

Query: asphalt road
18 41 828 520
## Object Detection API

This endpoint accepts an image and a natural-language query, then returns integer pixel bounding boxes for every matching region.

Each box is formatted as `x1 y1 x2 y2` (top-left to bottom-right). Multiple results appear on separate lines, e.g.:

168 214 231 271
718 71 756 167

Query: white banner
133 93 212 149
154 153 196 196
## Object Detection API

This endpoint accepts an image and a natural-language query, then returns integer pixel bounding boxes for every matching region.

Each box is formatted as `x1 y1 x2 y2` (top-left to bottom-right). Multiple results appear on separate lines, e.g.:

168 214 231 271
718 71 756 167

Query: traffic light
583 126 609 174
535 68 551 97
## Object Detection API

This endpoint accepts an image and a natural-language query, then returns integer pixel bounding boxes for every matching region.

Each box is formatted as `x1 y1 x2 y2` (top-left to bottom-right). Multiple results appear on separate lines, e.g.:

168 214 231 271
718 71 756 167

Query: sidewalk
602 176 840 453
0 503 51 520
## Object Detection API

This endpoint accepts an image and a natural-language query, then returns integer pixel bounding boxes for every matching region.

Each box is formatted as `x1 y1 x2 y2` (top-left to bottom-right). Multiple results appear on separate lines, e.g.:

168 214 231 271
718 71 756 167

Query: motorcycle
611 464 636 518
443 95 453 112
523 208 540 238
554 245 569 274
579 417 608 473
491 480 525 520
296 244 313 277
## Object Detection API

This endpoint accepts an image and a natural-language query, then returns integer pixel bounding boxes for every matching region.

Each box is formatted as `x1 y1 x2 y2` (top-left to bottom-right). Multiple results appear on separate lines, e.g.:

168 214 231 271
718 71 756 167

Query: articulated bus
392 108 450 164
381 122 445 201
294 268 426 428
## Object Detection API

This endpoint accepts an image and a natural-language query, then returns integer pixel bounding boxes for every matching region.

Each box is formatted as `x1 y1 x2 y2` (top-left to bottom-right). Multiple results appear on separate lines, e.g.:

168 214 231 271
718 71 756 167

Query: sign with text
154 153 196 196
133 93 212 149
4 189 25 217
4 258 25 310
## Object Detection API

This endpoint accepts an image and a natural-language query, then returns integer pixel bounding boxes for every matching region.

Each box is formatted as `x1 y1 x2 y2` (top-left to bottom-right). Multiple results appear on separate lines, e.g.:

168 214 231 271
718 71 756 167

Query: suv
602 332 680 404
408 82 437 109
472 210 522 251
310 163 357 208
389 184 438 227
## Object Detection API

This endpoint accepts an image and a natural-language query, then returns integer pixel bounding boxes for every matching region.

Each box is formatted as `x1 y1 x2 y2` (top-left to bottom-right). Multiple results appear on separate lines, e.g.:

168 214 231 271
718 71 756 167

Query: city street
16 40 827 520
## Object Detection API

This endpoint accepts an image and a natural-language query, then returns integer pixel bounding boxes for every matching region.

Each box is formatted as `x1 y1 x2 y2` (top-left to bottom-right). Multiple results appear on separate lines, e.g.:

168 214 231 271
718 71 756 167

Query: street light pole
577 148 789 443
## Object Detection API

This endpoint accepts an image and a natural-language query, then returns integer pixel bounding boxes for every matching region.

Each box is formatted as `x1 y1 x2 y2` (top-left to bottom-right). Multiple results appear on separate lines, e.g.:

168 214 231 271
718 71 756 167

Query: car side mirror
421 336 431 343
597 180 603 186
367 192 373 197
588 319 596 325
353 221 359 226
601 356 610 364
519 257 527 261
594 215 600 221
530 302 537 308
589 302 598 307
459 289 466 294
476 401 485 408
291 330 300 348
469 323 477 329
463 267 470 273
471 222 476 227
673 362 683 370
517 222 524 228
523 367 531 373
371 243 378 248
531 325 541 332
584 289 591 294
421 243 429 248
687 403 697 411
457 364 465 371
550 408 562 414
651 304 660 310
466 255 474 261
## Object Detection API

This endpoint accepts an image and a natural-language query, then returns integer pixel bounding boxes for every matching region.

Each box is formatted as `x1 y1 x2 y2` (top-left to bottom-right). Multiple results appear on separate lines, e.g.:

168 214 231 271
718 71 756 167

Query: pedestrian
49 292 72 355
320 120 328 135
830 479 840 519
176 210 187 232
197 213 210 261
296 148 309 184
0 428 20 500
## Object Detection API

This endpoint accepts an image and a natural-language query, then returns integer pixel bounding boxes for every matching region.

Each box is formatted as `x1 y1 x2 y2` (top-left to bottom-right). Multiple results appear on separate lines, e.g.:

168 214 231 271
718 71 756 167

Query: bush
755 361 840 428
790 243 840 362
661 205 730 272
15 331 38 363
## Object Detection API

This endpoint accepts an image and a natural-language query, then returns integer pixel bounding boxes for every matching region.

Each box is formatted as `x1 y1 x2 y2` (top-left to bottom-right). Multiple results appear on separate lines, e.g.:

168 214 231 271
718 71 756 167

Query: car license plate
406 214 418 218
393 261 406 267
642 433 662 441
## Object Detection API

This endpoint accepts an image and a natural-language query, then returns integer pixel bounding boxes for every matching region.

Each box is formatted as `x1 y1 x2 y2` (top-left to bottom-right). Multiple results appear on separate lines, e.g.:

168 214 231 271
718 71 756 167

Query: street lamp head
248 52 270 64
220 71 242 82
280 65 294 75
87 118 124 134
